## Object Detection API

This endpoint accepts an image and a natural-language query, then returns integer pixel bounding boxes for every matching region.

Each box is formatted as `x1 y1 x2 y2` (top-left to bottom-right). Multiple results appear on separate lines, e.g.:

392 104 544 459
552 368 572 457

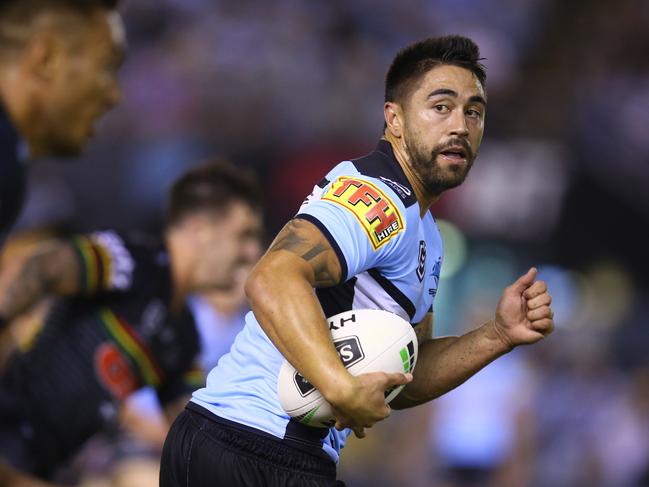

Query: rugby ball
277 309 418 428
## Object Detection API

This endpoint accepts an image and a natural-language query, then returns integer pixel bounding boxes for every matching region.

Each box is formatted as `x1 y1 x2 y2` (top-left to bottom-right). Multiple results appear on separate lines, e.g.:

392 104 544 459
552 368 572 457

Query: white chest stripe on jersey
351 272 411 323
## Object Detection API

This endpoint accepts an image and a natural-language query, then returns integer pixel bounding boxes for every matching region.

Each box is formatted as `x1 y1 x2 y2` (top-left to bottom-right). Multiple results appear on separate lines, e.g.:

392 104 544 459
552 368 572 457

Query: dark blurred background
12 0 649 485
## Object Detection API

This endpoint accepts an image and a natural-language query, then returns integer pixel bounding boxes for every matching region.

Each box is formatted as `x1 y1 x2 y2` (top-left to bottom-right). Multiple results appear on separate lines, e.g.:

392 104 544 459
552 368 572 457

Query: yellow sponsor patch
322 176 404 250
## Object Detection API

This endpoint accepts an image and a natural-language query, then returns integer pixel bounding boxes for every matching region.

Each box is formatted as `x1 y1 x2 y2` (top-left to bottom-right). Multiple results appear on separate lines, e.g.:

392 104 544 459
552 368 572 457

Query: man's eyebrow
427 88 457 99
469 95 487 106
427 89 487 106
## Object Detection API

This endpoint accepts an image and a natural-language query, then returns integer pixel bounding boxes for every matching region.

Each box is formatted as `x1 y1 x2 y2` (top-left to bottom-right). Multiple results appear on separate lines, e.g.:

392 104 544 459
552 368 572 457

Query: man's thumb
385 372 413 388
510 267 537 293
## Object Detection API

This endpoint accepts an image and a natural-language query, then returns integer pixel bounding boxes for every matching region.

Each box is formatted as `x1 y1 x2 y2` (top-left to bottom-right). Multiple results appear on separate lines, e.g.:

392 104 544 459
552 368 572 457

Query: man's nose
448 109 469 137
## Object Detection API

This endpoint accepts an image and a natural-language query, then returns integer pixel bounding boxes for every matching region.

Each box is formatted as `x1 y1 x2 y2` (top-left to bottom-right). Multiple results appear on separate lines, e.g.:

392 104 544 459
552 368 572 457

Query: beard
404 132 476 196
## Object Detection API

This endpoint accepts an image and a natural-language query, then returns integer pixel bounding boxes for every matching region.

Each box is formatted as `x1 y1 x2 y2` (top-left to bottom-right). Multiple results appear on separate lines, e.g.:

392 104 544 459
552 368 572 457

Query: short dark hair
166 160 262 229
0 0 120 53
385 35 486 104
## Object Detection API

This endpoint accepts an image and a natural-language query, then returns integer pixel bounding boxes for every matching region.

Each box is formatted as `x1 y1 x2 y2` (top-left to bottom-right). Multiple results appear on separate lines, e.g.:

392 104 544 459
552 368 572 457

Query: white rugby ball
277 309 418 428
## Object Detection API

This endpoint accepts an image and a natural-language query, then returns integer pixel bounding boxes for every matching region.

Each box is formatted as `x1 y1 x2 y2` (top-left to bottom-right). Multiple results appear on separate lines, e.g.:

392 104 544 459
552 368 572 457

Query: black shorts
160 403 346 487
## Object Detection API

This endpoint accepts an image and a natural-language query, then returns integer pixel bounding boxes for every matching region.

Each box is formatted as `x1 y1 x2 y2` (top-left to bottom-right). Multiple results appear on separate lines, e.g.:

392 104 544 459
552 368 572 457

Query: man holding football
161 35 554 487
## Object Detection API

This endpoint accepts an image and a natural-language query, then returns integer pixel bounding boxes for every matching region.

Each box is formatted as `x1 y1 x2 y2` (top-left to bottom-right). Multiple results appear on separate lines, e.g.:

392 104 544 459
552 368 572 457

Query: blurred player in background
0 0 125 247
161 35 555 486
0 162 263 486
68 225 264 487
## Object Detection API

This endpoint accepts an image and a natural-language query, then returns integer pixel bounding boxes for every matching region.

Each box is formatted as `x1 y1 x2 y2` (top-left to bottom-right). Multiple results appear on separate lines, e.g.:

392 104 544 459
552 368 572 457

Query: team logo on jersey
293 336 365 397
322 177 404 250
428 256 442 297
94 342 138 400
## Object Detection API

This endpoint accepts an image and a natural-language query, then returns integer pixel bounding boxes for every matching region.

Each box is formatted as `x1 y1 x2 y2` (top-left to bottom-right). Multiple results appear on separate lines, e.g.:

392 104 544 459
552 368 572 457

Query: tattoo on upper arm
300 243 327 262
268 220 311 255
268 219 341 287
311 264 338 287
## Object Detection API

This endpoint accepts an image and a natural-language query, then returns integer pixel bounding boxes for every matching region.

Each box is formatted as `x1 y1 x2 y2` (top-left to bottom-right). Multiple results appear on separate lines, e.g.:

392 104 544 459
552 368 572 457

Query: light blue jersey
192 140 443 462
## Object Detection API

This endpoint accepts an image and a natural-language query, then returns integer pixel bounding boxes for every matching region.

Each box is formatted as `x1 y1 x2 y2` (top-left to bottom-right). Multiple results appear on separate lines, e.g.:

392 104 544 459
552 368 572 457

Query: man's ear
384 101 404 138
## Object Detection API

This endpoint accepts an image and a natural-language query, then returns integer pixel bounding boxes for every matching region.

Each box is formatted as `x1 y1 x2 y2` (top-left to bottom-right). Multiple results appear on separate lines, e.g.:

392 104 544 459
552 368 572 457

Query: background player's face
401 64 486 195
192 201 263 291
38 10 125 156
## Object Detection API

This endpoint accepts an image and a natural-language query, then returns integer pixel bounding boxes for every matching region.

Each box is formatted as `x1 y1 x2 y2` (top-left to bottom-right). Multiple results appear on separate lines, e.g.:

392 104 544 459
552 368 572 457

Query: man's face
39 10 125 156
193 201 263 291
400 64 486 195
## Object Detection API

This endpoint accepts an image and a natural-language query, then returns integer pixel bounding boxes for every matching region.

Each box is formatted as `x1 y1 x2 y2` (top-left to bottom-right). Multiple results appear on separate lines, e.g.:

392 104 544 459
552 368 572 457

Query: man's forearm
0 253 53 323
0 241 80 325
391 320 511 409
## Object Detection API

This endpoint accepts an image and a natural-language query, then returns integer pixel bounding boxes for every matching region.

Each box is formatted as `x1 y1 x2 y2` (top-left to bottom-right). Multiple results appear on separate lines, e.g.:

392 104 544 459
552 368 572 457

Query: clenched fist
492 267 554 349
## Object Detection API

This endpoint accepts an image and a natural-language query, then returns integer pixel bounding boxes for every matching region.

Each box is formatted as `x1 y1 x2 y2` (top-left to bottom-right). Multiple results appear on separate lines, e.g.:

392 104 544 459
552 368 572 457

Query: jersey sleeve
69 230 136 295
296 174 406 281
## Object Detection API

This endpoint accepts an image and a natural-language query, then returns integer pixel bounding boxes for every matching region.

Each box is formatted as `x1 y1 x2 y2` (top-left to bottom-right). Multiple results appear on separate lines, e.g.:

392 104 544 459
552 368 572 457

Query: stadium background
9 0 649 485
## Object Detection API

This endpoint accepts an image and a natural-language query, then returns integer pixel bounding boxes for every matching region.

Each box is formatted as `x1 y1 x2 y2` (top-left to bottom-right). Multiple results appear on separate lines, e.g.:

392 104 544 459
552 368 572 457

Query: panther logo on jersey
94 342 138 400
322 176 404 250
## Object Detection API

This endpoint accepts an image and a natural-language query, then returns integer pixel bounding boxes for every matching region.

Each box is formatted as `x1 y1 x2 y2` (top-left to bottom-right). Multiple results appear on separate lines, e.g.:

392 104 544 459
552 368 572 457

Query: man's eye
466 109 482 119
433 104 449 113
